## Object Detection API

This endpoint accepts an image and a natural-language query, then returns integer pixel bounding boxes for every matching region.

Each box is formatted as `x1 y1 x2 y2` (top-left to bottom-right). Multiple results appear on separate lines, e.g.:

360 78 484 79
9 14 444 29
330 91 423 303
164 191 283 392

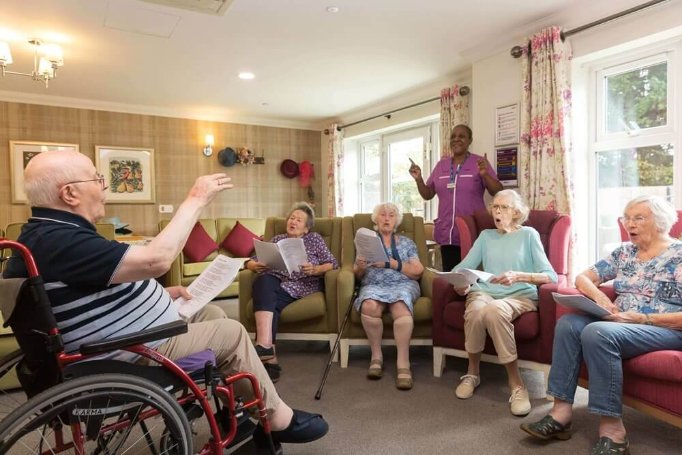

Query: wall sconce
0 39 65 88
202 134 215 157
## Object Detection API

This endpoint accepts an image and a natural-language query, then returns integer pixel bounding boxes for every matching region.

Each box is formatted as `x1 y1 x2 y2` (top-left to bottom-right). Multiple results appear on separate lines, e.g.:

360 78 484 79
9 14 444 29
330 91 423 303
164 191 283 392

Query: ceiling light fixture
238 72 255 80
0 39 65 88
326 6 339 13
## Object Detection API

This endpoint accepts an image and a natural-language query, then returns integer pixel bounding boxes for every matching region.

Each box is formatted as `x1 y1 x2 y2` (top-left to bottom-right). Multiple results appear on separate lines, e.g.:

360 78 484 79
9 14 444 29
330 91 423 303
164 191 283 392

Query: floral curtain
518 26 575 278
326 123 343 216
439 85 470 157
518 26 573 214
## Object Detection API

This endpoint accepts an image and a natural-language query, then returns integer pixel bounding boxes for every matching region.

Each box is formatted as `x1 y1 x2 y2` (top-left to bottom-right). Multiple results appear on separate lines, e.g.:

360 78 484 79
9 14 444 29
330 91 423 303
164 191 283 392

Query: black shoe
590 436 630 455
264 363 281 383
255 344 275 361
253 409 329 445
520 415 572 441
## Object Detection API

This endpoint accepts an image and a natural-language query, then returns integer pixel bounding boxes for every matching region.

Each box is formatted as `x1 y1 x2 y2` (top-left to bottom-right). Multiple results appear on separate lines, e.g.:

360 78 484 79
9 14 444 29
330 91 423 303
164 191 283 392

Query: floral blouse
591 242 682 314
257 232 338 299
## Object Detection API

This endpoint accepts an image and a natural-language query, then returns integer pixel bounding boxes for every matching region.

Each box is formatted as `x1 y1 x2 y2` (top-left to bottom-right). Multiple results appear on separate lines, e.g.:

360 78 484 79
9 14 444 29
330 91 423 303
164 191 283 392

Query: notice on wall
496 146 518 187
495 104 519 146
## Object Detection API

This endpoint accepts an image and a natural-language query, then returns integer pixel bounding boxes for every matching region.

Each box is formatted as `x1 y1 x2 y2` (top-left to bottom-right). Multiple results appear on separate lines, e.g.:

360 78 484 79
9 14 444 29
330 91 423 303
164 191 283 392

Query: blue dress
353 234 421 313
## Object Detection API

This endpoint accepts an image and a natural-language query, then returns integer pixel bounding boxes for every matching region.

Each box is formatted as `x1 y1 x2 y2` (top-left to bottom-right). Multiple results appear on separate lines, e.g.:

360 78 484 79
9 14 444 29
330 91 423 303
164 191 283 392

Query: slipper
396 367 413 390
253 409 329 445
263 363 281 383
255 344 275 361
367 359 383 379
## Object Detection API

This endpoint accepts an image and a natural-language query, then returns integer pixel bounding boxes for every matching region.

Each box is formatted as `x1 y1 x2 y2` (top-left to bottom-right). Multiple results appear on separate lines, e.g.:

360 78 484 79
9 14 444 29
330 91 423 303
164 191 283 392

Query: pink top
426 153 496 246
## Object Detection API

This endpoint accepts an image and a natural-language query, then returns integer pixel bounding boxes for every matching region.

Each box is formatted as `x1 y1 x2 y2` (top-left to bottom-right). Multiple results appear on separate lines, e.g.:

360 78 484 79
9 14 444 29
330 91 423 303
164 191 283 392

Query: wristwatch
644 313 654 325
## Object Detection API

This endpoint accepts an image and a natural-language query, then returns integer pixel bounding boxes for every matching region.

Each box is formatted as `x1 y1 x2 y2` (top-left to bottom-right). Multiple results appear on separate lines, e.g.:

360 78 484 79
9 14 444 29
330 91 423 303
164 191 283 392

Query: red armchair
559 285 682 428
432 209 571 389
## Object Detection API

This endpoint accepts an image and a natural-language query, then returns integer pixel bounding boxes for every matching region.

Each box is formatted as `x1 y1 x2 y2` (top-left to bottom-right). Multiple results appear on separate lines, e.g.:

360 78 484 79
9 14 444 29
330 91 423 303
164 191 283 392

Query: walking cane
314 285 359 400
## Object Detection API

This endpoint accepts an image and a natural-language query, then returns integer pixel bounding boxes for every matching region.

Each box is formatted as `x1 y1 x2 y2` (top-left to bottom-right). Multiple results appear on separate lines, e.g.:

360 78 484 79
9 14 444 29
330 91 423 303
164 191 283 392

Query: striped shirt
4 207 179 360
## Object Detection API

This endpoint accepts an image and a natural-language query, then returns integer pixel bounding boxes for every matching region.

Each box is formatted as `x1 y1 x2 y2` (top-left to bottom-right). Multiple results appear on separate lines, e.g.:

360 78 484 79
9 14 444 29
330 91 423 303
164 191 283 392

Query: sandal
395 367 413 390
367 359 383 380
520 414 572 441
590 436 630 455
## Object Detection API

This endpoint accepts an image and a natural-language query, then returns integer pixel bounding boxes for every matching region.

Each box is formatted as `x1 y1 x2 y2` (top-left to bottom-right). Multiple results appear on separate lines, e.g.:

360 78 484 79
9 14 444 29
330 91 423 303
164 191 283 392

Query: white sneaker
455 374 480 399
509 386 531 416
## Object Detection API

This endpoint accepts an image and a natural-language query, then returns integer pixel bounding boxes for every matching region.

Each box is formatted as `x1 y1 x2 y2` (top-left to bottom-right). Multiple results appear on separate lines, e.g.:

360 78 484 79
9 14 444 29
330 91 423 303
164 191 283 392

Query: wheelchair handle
0 240 39 277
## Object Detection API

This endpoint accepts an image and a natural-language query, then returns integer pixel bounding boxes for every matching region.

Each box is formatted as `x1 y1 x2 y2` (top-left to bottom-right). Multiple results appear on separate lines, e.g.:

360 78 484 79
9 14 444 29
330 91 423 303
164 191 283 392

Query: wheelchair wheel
0 350 25 422
0 373 192 454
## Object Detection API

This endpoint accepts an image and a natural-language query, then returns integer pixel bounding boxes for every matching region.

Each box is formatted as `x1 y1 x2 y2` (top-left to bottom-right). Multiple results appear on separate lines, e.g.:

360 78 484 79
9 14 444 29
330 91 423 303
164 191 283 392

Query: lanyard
377 232 400 260
449 153 470 183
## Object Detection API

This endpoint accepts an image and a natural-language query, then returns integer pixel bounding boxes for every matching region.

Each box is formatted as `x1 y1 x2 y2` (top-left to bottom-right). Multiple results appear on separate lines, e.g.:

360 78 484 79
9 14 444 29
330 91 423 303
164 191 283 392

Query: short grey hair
288 201 315 230
491 189 530 224
371 202 403 231
624 195 677 235
24 151 82 207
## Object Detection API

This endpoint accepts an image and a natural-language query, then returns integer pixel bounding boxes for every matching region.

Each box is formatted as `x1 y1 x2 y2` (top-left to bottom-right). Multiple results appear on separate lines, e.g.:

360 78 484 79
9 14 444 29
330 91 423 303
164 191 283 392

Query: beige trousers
145 305 282 413
463 291 537 364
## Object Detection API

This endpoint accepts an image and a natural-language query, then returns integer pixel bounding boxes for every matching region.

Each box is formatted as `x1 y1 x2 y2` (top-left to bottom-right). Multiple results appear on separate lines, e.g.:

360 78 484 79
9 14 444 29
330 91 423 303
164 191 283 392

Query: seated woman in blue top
521 195 682 455
453 189 557 416
353 202 424 390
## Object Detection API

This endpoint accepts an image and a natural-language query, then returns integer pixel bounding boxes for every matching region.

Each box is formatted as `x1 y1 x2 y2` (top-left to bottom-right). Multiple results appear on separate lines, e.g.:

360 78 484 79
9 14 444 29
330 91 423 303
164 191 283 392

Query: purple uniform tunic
426 153 497 246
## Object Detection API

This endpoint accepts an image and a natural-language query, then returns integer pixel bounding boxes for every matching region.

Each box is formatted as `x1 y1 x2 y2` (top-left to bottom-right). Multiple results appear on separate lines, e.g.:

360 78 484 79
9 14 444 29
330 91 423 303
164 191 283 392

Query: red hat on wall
298 160 314 187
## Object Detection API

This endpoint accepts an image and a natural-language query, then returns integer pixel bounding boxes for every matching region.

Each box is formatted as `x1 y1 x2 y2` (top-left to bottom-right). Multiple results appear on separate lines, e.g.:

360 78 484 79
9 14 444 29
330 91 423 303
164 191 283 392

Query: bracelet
529 273 535 284
644 313 654 326
396 259 403 272
384 261 391 269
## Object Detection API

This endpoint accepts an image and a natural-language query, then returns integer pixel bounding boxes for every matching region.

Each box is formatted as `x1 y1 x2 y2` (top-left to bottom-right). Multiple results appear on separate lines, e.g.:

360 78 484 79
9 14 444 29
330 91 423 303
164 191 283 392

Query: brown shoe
367 359 383 380
520 415 572 441
395 368 413 390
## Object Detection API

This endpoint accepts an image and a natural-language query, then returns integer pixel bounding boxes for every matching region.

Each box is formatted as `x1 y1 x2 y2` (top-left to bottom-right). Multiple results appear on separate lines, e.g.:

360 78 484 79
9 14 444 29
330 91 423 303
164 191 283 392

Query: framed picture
95 146 156 204
9 141 80 204
495 103 519 146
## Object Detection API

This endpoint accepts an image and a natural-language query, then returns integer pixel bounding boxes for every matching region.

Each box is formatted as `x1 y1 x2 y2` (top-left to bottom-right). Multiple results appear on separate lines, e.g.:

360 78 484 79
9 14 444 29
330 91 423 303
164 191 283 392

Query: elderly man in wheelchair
0 150 328 454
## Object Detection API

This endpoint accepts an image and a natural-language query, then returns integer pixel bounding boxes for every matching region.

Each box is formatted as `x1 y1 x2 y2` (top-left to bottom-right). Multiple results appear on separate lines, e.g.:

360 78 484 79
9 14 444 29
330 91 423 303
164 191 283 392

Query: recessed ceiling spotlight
261 102 269 106
238 72 255 80
326 6 339 13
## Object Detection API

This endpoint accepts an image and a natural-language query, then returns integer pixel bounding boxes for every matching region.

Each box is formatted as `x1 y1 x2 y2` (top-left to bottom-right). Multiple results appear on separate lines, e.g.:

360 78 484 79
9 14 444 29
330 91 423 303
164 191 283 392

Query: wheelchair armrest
79 320 188 355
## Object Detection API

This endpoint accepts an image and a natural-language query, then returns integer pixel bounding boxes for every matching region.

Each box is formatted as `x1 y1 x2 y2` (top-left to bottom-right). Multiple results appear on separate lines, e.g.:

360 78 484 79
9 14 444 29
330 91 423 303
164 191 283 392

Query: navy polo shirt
4 207 179 358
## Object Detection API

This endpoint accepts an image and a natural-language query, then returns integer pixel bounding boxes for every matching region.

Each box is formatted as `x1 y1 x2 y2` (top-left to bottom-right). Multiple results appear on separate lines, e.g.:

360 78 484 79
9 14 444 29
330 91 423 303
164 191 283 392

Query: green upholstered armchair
158 218 266 298
337 213 435 367
238 216 342 348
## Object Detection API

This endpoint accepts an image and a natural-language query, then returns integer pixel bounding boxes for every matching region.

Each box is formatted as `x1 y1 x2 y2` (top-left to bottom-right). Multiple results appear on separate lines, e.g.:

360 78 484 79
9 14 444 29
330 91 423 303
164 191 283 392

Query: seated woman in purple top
409 124 503 272
245 202 338 382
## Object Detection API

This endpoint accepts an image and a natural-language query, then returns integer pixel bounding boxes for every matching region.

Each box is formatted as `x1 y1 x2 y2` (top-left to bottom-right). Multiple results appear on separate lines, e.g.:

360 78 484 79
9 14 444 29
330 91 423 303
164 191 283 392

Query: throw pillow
183 223 218 262
221 221 261 257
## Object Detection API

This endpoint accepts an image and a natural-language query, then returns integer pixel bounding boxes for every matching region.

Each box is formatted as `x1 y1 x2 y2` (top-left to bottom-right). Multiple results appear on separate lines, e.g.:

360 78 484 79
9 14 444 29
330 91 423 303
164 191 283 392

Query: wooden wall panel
0 102 322 236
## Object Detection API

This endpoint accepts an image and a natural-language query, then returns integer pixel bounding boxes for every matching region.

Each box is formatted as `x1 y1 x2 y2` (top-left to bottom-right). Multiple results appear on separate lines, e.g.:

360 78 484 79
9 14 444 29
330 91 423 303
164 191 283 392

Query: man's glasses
619 215 648 226
489 204 512 212
64 173 107 190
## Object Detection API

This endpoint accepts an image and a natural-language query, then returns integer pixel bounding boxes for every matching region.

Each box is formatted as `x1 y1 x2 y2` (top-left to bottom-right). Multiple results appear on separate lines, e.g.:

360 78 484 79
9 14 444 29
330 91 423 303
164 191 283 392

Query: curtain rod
324 85 470 135
510 0 671 58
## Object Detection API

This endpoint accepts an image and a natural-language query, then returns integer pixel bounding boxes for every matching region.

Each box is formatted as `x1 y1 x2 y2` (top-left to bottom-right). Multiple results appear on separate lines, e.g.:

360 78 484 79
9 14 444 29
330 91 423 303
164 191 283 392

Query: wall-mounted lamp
203 134 215 157
0 39 64 88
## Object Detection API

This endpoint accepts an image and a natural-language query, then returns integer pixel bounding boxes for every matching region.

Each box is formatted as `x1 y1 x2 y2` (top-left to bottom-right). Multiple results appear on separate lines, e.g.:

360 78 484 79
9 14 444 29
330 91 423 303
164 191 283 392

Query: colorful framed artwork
95 146 156 204
9 140 80 204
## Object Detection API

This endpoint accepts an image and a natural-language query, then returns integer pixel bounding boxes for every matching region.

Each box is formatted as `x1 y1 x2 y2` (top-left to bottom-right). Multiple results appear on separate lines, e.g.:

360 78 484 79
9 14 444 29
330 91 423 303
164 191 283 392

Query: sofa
158 218 266 298
558 285 682 428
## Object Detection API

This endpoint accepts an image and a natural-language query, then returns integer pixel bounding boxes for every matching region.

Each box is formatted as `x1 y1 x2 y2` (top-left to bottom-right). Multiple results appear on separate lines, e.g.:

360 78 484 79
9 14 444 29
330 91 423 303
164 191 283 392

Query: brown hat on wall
280 159 299 178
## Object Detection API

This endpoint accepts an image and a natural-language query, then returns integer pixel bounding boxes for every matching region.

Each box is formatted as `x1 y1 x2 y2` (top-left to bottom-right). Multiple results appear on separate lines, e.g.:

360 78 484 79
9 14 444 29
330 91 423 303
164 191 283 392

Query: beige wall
0 102 322 235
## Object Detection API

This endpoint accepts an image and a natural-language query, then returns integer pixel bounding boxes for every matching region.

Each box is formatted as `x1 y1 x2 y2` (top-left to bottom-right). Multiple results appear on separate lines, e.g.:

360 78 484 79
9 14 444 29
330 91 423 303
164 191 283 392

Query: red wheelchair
0 239 278 454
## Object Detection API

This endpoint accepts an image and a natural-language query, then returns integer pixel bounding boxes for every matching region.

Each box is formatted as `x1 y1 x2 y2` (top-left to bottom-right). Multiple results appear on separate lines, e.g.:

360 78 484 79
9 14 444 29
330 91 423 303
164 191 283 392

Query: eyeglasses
64 173 107 190
489 204 513 212
619 215 648 226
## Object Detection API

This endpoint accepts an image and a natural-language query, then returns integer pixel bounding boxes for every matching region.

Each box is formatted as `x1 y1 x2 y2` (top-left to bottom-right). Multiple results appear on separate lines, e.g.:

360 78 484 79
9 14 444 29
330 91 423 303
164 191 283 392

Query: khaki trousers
144 305 282 413
463 291 537 364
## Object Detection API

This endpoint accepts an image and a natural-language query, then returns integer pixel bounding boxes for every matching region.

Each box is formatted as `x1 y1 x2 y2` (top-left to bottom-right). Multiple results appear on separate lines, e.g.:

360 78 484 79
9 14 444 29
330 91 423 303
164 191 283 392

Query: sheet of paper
277 237 308 274
552 292 611 318
254 239 288 272
175 255 244 320
427 267 494 288
354 227 389 263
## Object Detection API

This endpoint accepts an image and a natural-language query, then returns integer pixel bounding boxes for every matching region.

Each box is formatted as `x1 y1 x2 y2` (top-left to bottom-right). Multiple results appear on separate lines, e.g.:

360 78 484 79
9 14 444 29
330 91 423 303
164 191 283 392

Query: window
343 121 439 218
588 43 679 259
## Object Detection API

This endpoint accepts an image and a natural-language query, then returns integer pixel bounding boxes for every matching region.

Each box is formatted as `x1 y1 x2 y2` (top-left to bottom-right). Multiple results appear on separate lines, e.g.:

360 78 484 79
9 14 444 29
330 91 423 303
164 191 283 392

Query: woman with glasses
451 189 557 416
409 124 503 271
522 195 682 455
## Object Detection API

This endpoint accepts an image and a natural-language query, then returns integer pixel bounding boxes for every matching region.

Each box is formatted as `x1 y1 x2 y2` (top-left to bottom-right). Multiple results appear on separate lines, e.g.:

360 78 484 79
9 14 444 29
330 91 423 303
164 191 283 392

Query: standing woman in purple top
409 124 503 271
245 202 338 382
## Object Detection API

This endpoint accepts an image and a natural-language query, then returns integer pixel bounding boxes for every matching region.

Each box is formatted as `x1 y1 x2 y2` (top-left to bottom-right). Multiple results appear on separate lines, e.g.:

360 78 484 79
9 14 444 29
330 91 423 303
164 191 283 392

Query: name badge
446 182 456 189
